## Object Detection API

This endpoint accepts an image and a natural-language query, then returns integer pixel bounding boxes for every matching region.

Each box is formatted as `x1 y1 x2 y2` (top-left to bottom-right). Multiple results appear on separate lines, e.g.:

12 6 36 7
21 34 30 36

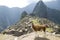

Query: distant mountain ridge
0 6 21 32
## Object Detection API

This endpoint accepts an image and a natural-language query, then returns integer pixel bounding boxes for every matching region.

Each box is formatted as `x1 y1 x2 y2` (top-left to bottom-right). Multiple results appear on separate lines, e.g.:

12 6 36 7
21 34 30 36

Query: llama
30 21 48 37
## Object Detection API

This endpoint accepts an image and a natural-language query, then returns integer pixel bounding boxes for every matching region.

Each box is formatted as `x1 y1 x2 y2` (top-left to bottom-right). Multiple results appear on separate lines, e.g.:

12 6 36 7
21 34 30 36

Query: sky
0 0 56 8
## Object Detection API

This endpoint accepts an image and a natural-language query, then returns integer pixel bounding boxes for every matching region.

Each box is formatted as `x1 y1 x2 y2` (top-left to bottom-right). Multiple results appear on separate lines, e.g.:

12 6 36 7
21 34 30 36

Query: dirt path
0 32 60 40
18 32 60 40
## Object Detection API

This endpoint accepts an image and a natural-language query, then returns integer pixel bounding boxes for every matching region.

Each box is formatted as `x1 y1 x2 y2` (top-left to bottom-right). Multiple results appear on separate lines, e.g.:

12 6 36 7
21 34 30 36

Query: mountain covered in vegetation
2 15 59 36
30 1 60 24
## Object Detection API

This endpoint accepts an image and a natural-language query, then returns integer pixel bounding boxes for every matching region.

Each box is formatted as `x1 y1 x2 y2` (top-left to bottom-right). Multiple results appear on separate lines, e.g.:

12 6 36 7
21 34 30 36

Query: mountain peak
32 0 47 18
37 0 44 5
20 11 28 19
39 0 42 1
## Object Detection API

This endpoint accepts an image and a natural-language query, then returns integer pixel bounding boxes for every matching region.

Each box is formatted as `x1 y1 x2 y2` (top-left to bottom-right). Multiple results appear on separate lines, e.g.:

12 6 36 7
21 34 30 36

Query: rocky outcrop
1 15 59 36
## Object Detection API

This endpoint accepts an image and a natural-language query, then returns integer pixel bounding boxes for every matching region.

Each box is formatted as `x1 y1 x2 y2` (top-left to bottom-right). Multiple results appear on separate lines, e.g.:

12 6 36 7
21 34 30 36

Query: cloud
0 0 56 8
0 0 29 8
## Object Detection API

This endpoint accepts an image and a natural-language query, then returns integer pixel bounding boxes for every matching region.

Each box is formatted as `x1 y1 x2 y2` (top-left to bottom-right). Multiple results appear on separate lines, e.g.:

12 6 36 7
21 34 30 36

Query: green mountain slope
31 1 60 24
